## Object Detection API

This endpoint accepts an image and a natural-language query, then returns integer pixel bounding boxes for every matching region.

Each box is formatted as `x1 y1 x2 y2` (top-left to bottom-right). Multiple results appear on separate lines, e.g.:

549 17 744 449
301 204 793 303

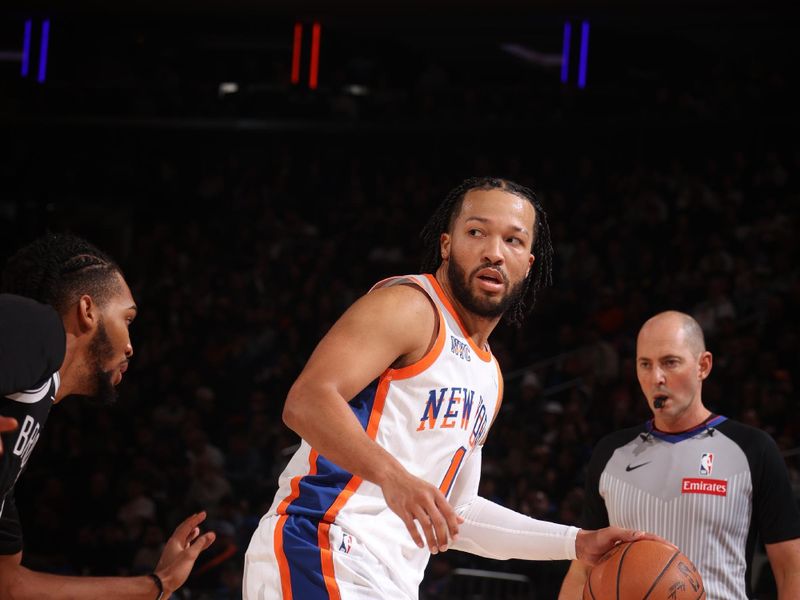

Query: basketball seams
641 549 680 600
587 575 597 600
615 542 636 600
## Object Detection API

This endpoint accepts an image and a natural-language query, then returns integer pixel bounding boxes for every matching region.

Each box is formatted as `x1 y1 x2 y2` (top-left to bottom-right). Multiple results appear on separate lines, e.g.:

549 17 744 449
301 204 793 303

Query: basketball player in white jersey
244 177 654 600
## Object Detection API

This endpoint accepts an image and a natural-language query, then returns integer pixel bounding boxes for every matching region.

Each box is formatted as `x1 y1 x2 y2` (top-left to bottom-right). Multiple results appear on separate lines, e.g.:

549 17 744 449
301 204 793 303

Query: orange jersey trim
316 374 391 528
387 304 446 381
274 449 320 597
424 274 492 363
274 515 293 600
277 449 320 514
369 274 447 380
490 359 504 430
318 522 342 600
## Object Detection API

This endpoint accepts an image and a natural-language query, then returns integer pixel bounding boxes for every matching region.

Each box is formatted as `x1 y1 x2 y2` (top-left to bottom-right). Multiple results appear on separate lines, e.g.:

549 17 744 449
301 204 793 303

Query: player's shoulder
0 293 59 323
0 294 65 397
0 294 63 339
361 276 437 318
338 276 438 344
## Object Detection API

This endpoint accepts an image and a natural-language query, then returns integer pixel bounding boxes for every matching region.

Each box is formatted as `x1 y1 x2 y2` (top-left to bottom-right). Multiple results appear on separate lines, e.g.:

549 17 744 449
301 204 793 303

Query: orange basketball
582 540 705 599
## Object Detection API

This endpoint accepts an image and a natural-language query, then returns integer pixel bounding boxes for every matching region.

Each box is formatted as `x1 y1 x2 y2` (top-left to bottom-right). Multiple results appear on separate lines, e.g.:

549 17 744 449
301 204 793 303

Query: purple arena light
561 21 571 84
21 19 32 77
37 19 50 83
578 20 590 89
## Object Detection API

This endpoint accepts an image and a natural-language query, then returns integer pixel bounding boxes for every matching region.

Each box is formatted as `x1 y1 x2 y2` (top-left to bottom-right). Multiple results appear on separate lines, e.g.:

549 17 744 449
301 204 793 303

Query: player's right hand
0 416 19 456
575 527 674 565
154 511 216 594
379 467 463 554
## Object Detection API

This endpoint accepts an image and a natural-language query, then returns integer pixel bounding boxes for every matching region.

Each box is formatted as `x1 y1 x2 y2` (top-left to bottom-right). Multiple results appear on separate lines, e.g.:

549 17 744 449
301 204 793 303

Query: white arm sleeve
448 448 579 561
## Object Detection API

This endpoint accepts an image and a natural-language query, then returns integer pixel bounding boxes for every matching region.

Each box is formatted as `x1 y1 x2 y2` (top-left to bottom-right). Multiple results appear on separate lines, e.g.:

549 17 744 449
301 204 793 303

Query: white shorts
243 514 415 600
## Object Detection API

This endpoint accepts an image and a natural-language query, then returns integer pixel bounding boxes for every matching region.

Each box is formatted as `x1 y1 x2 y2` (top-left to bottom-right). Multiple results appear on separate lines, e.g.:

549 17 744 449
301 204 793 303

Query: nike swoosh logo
626 462 652 472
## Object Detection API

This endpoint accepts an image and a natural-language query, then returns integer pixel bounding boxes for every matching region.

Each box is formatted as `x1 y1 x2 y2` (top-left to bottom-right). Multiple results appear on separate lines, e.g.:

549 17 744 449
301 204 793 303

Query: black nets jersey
0 294 65 555
581 416 800 600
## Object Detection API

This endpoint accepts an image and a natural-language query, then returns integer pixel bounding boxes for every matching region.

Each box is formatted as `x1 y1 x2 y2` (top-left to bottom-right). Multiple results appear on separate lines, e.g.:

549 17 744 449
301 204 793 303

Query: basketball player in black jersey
0 233 215 599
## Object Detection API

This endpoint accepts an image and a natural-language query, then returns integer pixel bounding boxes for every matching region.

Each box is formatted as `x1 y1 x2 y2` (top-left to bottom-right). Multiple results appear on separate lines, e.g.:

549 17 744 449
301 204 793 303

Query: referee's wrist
147 572 165 600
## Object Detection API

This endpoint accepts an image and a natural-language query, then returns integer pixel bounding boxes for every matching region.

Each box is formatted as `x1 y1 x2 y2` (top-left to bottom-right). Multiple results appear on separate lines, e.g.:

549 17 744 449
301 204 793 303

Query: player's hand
575 527 673 565
379 466 463 554
0 416 19 456
154 511 216 594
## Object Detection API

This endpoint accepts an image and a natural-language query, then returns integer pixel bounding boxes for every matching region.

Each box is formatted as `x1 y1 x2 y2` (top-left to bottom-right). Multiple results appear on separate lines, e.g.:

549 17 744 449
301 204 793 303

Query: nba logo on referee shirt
699 453 714 475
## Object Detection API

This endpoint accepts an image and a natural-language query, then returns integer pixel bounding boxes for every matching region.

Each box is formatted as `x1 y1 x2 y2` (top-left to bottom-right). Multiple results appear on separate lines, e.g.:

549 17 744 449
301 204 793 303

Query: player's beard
447 257 525 319
86 319 118 406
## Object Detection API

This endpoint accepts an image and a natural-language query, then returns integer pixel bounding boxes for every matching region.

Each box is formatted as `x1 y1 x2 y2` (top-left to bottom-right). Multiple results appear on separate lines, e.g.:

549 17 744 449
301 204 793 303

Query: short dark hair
2 233 124 315
419 177 554 326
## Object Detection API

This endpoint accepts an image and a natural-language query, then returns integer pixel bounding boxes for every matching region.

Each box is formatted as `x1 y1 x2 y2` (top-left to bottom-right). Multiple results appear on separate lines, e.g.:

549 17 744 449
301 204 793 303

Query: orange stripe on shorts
273 515 293 600
318 521 342 600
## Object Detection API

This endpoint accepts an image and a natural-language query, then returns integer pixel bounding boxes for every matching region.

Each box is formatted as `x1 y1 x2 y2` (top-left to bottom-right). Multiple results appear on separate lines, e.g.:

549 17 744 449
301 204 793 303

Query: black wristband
148 573 164 600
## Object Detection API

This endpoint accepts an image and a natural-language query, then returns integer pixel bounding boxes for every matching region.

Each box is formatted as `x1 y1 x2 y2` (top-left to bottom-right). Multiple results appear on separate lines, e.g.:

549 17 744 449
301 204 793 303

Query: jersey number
438 446 466 497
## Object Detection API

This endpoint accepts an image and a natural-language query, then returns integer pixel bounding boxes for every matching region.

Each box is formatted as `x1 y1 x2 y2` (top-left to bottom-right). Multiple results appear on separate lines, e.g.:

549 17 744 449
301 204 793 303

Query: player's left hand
155 511 216 594
0 416 19 456
575 527 673 565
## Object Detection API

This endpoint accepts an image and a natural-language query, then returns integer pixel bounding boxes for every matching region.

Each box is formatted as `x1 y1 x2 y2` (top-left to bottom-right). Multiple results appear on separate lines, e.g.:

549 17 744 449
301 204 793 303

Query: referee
559 311 800 599
0 233 215 599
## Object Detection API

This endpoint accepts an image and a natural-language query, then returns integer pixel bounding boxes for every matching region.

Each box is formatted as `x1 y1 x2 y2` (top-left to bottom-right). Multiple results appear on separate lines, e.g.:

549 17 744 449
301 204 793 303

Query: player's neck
434 269 500 350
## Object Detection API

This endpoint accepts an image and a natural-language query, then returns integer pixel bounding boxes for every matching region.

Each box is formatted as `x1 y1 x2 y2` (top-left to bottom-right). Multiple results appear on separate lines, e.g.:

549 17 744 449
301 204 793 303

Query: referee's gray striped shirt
582 417 800 600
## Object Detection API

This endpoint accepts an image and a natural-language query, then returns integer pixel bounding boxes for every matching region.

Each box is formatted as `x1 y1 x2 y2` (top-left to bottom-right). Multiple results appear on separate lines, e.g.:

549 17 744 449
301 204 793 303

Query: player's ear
440 233 451 261
77 294 99 333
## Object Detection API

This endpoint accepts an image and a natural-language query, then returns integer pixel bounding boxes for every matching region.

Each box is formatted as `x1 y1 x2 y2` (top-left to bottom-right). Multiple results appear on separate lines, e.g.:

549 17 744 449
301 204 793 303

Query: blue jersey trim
282 515 330 599
284 381 378 519
648 415 728 444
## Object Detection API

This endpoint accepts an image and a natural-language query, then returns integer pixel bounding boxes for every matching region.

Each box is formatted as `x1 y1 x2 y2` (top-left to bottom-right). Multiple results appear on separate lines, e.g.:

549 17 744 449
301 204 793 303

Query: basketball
583 540 705 599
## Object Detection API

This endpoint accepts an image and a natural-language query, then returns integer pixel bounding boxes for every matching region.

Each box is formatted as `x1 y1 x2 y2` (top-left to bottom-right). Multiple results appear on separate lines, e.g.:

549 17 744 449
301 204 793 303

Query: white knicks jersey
267 274 502 599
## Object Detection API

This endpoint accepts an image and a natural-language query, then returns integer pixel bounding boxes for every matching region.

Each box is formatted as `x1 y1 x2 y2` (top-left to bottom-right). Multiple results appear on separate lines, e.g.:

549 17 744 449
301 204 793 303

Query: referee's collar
646 414 728 444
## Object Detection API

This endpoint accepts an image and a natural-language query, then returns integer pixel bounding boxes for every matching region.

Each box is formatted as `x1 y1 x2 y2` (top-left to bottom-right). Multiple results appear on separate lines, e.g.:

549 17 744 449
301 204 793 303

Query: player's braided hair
2 233 124 314
420 177 554 327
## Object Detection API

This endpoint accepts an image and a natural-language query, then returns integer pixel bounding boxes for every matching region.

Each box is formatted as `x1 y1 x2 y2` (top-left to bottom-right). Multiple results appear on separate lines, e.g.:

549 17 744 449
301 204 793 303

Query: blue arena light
37 19 50 83
561 21 571 84
578 21 590 89
21 19 32 77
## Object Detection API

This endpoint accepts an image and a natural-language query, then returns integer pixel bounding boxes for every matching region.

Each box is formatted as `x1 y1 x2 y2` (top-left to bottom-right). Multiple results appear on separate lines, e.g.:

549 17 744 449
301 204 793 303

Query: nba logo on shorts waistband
339 532 353 554
699 452 714 475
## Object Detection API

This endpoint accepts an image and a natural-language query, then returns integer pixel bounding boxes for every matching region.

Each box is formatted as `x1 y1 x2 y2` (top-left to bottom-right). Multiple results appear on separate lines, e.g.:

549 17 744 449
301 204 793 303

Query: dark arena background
1 0 797 598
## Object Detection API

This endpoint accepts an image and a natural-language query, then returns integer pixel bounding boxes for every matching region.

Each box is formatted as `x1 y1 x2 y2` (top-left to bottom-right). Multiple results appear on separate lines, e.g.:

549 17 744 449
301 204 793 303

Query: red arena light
309 22 321 90
291 22 302 85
